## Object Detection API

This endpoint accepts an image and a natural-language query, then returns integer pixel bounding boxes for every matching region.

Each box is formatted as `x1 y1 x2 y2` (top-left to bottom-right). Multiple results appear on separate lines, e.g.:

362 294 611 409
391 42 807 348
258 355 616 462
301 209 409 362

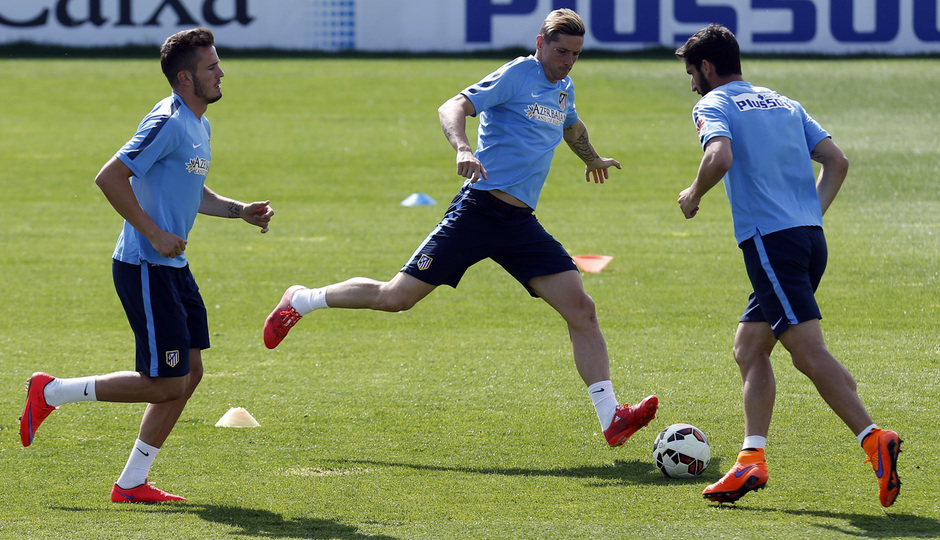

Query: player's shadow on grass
54 504 399 540
717 507 940 538
343 458 720 487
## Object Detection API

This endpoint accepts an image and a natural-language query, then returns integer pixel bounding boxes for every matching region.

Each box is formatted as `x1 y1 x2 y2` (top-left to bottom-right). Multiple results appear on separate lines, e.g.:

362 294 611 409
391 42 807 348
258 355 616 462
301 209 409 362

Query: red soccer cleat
111 480 187 503
603 395 658 446
20 372 57 447
263 285 306 349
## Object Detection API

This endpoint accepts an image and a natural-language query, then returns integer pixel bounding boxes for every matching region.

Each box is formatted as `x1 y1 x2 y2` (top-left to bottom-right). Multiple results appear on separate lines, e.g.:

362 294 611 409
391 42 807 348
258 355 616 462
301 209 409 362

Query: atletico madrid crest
417 254 433 270
166 350 180 368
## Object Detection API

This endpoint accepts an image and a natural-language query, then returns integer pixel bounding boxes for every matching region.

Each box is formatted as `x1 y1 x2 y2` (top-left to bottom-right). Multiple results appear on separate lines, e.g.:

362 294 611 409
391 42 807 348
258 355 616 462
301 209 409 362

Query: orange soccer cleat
862 428 902 507
702 449 768 503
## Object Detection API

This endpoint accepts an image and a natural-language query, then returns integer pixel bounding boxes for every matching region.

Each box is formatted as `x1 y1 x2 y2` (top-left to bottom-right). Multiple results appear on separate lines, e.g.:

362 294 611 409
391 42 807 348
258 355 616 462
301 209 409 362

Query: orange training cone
572 255 613 273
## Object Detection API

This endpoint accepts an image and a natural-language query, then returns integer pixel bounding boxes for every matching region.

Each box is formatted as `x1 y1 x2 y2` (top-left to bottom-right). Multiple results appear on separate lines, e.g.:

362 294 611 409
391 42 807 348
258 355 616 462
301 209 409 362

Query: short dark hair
160 27 215 88
675 24 742 77
539 8 585 43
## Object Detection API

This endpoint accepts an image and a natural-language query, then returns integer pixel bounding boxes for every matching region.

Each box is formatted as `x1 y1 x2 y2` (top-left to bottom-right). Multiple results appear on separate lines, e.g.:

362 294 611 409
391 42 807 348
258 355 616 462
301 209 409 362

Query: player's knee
790 346 837 379
187 362 204 392
151 377 188 402
732 343 769 369
380 297 418 312
564 293 599 328
374 288 420 312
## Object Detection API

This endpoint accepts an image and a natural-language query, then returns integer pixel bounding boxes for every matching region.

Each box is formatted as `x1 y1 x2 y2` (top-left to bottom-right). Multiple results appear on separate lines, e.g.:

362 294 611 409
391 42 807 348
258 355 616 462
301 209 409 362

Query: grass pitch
0 54 938 539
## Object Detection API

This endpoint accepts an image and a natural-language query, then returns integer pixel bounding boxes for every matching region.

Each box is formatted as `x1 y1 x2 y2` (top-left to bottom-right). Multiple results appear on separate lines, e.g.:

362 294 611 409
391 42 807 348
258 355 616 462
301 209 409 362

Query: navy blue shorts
739 226 827 337
401 185 577 297
112 260 210 377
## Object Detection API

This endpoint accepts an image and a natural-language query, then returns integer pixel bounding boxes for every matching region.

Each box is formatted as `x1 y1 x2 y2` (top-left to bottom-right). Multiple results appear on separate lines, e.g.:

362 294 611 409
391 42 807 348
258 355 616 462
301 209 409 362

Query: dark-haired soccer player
675 24 901 507
265 9 658 448
20 27 274 503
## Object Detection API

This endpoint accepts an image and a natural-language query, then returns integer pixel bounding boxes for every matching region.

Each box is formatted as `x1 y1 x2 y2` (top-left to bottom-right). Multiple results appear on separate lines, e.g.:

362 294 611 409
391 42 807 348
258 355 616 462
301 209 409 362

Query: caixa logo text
467 0 940 44
0 0 253 28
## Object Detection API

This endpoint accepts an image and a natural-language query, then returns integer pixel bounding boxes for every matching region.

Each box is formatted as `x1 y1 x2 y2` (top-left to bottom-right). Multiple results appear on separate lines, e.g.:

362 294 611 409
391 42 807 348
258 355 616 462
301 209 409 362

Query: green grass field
1 53 938 539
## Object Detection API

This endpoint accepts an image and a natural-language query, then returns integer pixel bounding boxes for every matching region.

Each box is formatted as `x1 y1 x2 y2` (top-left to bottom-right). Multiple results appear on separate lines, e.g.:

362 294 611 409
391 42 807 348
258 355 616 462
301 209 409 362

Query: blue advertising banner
0 0 937 55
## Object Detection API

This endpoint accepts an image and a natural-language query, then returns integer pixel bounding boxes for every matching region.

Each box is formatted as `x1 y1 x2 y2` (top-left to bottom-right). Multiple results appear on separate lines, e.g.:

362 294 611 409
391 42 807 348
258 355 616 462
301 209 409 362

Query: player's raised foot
111 480 187 503
20 372 57 447
263 285 306 349
862 428 902 507
702 449 768 504
603 395 658 446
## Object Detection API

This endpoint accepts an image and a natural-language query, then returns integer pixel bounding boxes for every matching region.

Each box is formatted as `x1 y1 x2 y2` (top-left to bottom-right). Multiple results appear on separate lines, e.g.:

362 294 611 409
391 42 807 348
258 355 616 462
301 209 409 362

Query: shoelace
278 308 302 330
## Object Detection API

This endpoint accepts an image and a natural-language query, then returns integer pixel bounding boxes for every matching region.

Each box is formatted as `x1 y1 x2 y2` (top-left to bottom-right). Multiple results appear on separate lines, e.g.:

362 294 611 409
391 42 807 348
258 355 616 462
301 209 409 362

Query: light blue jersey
112 94 211 267
693 81 830 244
462 55 578 210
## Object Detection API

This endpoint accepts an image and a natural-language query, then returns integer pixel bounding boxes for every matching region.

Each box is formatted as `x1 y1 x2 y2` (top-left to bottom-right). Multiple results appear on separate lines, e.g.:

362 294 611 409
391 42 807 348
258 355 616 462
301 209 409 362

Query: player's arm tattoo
565 123 599 162
227 201 242 219
441 121 454 141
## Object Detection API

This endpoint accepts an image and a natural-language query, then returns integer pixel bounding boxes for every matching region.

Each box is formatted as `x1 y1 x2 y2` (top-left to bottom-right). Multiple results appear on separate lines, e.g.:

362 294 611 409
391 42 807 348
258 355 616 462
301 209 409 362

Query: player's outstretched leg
702 449 768 503
862 428 902 507
263 285 306 349
603 395 658 446
111 480 187 503
20 372 57 447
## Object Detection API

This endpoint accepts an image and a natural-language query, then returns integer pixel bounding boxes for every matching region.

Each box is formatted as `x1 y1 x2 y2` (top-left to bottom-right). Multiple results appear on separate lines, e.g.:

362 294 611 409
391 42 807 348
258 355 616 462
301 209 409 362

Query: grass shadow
341 457 719 487
699 505 940 538
53 504 399 540
781 509 940 539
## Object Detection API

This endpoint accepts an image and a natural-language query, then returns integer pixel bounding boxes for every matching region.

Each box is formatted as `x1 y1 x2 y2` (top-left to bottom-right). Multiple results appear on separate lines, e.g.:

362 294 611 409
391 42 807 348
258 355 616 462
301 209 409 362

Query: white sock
115 439 160 489
588 380 618 430
291 286 329 316
857 423 878 445
43 376 97 407
742 435 767 450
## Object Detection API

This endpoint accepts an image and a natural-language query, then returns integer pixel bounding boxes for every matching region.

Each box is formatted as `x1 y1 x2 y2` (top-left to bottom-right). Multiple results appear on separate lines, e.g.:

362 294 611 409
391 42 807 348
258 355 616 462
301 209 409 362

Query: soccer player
264 9 658 448
19 27 274 503
674 24 901 507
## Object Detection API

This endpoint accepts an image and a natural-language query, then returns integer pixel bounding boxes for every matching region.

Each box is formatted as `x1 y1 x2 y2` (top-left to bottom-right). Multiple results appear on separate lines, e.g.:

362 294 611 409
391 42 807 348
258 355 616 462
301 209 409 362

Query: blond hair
539 9 585 43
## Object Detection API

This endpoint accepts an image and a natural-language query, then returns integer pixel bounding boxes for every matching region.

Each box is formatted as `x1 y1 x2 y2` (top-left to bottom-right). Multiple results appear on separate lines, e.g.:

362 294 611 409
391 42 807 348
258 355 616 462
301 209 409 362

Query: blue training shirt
462 55 579 210
693 80 830 244
112 93 211 267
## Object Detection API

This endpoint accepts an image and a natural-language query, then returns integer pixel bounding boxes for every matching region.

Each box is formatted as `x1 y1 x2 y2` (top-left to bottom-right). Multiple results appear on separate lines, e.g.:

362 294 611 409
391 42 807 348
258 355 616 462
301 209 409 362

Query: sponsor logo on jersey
695 115 706 136
525 102 566 126
732 92 793 113
186 156 210 176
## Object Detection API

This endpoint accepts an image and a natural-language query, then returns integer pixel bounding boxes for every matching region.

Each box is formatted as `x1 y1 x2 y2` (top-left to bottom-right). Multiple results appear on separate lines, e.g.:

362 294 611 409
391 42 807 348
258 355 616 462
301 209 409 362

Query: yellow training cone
215 407 261 428
572 255 613 273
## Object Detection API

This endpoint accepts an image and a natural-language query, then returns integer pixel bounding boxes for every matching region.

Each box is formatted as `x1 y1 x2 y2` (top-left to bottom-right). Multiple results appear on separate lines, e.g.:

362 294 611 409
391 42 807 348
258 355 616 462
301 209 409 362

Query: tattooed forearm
441 123 455 142
227 201 242 219
565 124 598 162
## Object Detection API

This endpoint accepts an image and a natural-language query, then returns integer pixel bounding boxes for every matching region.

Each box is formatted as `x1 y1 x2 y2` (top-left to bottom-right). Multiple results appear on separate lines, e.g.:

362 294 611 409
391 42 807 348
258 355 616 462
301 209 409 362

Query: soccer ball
652 423 711 478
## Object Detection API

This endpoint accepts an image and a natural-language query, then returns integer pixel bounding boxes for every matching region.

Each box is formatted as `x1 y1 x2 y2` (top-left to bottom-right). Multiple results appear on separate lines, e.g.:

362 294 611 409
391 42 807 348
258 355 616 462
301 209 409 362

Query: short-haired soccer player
20 27 274 503
675 24 901 507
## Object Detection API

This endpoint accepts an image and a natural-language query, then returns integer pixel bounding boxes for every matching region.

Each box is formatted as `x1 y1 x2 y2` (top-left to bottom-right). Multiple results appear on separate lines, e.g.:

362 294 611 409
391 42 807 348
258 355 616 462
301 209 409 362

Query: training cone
215 407 261 428
401 192 436 206
572 255 613 273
